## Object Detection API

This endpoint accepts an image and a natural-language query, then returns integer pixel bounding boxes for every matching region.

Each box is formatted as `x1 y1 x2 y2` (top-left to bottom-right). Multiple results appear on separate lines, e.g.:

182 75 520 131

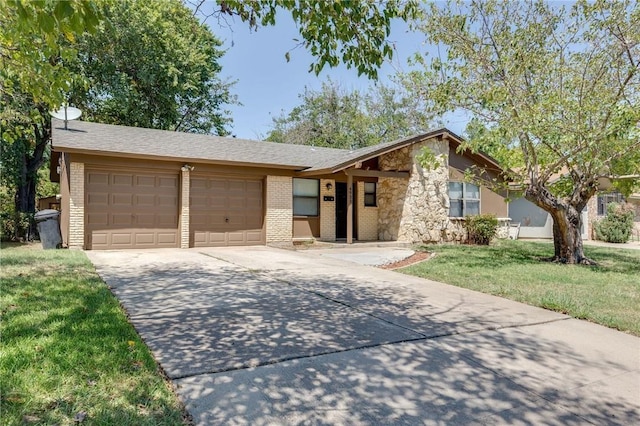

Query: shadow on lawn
0 250 187 425
93 253 639 425
419 240 640 273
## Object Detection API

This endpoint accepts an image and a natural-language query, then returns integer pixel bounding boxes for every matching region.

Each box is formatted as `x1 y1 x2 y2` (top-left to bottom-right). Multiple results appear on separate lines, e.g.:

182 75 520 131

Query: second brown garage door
190 176 265 247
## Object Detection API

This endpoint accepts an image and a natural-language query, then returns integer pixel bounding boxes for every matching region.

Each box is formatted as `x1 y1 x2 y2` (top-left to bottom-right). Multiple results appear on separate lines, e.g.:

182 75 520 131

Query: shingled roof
52 119 348 170
51 119 480 173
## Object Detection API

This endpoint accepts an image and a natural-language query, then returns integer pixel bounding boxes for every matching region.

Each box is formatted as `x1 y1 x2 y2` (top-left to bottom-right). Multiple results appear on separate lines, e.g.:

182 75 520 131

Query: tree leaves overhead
0 0 101 109
266 79 433 149
195 0 422 79
69 0 235 135
404 0 639 263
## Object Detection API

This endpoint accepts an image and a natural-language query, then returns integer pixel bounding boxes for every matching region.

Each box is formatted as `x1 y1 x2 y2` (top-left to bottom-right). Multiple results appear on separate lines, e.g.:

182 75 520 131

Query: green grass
401 240 640 336
0 243 188 425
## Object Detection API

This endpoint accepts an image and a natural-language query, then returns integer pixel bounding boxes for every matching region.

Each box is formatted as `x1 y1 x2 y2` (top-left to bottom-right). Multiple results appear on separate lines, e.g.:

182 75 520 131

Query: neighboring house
507 189 640 242
587 191 640 241
37 195 60 211
507 197 590 240
50 119 509 250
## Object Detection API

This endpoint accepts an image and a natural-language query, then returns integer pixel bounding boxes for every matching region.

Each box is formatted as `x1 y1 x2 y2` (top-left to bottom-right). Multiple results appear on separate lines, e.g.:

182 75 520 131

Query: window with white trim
364 182 377 207
293 178 319 216
449 182 480 217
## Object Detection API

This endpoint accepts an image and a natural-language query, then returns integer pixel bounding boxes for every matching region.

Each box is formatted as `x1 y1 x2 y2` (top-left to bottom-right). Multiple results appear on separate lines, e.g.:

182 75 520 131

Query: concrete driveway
87 246 640 425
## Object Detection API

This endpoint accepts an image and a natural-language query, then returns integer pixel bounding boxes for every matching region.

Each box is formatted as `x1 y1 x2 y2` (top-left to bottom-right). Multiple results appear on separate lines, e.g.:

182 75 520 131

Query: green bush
465 214 498 245
594 202 634 243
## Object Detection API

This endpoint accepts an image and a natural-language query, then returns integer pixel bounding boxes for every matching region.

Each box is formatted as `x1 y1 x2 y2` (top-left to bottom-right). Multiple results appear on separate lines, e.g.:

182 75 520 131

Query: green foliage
266 79 432 149
0 190 32 241
202 0 422 79
0 0 101 108
68 0 234 135
0 246 187 424
464 214 498 245
401 240 640 335
404 0 640 261
594 203 635 243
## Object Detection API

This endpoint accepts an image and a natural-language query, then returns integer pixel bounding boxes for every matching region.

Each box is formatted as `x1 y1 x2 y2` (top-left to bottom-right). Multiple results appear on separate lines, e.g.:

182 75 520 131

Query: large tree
1 0 234 239
405 0 640 264
189 0 421 79
1 0 100 220
69 0 234 134
266 79 432 149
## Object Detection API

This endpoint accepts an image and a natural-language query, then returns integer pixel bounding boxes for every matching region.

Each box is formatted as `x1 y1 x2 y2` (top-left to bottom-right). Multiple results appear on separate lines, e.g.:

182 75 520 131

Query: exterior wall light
326 182 333 190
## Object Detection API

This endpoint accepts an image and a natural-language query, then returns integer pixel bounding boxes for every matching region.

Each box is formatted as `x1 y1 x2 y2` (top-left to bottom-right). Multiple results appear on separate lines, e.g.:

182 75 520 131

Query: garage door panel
136 175 155 187
135 233 155 245
206 197 225 209
87 212 109 227
111 233 133 245
112 193 133 206
87 192 109 206
112 213 134 226
136 194 155 206
157 195 177 207
190 176 264 247
159 177 178 188
157 214 178 226
86 169 179 249
136 214 155 226
112 174 133 186
87 172 109 185
246 230 264 243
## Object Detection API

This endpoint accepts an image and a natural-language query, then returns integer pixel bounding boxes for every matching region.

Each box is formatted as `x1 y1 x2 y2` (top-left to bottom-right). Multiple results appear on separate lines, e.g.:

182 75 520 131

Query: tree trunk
550 208 589 264
525 184 594 265
12 111 50 240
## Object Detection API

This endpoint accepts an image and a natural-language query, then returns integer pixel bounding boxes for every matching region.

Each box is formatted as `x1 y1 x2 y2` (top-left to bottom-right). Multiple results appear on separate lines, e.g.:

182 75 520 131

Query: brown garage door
86 169 179 249
190 176 264 247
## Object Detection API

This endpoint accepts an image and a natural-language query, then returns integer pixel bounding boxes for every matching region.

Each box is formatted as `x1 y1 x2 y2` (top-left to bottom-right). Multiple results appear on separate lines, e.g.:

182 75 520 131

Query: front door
335 182 356 240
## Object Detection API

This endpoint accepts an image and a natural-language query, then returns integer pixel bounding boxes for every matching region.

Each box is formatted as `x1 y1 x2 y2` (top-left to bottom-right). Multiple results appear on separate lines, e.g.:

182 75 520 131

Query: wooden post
347 173 353 244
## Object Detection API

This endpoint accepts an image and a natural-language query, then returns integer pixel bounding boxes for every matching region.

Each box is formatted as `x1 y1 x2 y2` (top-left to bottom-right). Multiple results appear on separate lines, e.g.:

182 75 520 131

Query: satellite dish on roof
49 105 82 130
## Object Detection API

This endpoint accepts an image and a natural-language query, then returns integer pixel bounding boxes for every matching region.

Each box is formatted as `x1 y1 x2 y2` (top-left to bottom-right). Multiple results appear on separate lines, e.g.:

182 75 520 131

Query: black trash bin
35 209 62 249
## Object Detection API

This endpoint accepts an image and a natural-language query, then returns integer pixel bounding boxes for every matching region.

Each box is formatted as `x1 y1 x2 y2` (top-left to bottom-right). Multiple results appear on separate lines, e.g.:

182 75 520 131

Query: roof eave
52 146 306 171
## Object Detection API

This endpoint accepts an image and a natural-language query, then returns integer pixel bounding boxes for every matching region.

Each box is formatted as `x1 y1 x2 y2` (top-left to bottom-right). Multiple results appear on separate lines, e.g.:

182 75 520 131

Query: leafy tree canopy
69 0 235 135
404 0 639 263
266 79 433 149
190 0 422 79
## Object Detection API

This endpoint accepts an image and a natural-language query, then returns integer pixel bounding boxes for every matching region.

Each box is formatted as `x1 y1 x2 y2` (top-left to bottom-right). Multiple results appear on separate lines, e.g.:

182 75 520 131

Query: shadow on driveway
88 248 640 425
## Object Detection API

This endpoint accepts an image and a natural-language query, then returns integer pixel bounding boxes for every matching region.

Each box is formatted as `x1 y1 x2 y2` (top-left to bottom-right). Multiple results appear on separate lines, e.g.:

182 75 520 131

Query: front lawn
0 243 188 425
401 240 640 336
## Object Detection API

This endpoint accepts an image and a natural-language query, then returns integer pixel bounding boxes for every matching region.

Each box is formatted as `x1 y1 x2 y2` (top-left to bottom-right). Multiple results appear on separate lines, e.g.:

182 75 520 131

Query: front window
364 182 377 207
293 178 319 216
597 192 624 216
449 182 480 217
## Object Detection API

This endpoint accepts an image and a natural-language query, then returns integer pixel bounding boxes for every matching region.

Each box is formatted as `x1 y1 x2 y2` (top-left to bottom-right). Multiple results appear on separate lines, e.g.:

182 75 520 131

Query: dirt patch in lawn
379 251 434 270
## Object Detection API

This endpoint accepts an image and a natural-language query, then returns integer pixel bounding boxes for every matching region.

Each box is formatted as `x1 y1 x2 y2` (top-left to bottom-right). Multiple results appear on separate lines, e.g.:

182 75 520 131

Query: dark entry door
335 182 356 239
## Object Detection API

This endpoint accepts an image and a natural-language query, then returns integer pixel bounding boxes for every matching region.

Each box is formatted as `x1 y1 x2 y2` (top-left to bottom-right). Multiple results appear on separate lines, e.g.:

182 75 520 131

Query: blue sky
200 6 468 140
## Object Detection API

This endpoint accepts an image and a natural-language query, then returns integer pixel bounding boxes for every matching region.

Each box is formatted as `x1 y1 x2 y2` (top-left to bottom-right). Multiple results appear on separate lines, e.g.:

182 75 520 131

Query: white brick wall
265 175 293 242
180 168 190 248
357 181 379 241
68 162 85 249
319 179 336 241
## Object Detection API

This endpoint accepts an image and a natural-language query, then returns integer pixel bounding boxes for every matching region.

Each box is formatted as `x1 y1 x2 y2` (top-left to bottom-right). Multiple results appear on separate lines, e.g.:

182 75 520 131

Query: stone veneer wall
68 162 85 249
319 179 336 241
265 175 293 242
357 181 378 241
179 168 190 248
586 196 598 240
378 138 451 242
